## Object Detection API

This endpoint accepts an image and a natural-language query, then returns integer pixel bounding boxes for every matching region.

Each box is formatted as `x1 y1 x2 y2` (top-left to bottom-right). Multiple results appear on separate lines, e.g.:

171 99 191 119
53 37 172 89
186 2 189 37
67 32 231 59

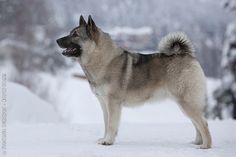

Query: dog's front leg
97 97 108 142
97 99 122 145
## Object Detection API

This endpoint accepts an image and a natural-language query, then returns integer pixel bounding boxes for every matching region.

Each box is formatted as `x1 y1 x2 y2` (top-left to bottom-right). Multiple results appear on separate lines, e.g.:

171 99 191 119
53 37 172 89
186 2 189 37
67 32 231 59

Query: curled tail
158 32 195 56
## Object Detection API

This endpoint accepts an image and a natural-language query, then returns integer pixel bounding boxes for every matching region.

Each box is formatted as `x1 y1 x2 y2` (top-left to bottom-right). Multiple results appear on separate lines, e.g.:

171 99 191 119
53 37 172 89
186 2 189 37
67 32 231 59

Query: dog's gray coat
56 15 212 149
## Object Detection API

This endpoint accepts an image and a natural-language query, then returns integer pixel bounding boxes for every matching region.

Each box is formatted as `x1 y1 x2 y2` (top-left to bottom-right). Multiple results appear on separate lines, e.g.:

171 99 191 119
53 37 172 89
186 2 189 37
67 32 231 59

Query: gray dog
56 15 212 149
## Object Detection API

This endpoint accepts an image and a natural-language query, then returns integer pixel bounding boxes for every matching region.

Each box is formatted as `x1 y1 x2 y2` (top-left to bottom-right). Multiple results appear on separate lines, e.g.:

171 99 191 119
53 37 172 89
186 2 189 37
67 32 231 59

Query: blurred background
0 0 236 124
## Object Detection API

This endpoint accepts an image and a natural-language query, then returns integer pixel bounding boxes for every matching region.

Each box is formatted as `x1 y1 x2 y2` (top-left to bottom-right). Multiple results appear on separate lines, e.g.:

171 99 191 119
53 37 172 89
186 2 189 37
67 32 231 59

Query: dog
56 15 212 149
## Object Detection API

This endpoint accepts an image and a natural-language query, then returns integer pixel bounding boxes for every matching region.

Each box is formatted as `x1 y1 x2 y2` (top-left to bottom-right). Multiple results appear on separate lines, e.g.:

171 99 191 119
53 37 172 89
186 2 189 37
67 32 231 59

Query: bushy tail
158 32 195 56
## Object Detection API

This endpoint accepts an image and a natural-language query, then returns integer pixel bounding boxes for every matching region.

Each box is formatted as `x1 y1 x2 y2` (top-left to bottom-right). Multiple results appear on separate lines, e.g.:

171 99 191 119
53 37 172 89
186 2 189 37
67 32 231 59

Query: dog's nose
56 39 62 46
56 38 66 48
56 36 69 48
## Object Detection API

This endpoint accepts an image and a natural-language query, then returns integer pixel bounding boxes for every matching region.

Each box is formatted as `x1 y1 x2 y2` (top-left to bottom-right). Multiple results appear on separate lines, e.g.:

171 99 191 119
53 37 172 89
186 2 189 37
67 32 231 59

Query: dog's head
56 15 101 58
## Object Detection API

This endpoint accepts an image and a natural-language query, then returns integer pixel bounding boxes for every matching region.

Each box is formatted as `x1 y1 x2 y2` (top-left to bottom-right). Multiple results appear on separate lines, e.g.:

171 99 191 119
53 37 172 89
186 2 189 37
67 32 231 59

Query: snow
3 82 60 123
206 78 221 108
222 0 236 11
107 27 153 36
0 38 29 50
222 22 236 68
6 121 236 157
34 26 46 43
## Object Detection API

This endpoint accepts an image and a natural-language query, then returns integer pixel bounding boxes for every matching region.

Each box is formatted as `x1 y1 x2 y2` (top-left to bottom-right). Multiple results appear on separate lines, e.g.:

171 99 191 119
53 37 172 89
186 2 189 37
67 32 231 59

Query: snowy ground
6 121 236 157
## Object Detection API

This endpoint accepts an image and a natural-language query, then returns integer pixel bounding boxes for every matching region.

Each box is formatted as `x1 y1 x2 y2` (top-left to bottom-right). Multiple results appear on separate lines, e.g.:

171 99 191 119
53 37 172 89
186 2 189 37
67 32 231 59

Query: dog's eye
71 31 78 37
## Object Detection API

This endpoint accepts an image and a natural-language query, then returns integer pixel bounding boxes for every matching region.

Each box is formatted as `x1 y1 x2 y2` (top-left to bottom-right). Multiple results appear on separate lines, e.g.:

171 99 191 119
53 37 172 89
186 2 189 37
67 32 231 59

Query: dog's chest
89 81 109 98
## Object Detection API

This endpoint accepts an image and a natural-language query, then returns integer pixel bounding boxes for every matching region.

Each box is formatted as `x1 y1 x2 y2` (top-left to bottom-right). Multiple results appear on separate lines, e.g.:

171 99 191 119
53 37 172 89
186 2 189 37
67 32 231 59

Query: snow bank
2 82 60 123
56 77 103 124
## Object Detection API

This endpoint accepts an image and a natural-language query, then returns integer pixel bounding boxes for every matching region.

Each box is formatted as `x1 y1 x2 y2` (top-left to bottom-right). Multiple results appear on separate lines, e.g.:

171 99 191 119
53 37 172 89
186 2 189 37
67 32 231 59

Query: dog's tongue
63 48 76 54
62 48 77 56
66 48 76 52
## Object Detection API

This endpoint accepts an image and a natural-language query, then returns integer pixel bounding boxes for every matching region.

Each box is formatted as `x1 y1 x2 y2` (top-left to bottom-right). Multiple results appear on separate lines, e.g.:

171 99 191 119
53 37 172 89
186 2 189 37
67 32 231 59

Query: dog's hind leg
191 121 203 145
178 100 212 149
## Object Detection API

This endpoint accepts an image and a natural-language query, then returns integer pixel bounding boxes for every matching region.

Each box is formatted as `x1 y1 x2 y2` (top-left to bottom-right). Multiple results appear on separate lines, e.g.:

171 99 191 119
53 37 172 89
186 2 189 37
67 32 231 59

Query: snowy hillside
4 82 60 123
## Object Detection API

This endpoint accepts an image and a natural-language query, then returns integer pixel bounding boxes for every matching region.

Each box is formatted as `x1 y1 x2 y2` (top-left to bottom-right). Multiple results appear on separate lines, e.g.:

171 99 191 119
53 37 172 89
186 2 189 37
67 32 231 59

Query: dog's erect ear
87 15 97 31
79 15 87 26
86 15 98 42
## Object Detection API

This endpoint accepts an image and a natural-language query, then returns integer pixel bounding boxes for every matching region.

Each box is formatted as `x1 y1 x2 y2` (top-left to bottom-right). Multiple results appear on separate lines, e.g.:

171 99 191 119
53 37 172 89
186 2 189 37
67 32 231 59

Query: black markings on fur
70 26 80 35
132 53 171 67
119 51 129 88
170 37 190 53
122 51 129 74
79 15 87 26
133 54 152 67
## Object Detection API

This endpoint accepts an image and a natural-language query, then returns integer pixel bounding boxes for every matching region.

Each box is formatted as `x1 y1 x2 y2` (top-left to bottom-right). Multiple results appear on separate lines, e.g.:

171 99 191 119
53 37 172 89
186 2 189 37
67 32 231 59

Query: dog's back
107 33 204 107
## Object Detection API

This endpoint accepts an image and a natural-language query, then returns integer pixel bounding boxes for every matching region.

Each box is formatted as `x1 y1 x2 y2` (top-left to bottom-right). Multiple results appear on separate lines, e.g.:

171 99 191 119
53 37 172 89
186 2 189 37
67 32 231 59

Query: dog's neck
79 43 123 86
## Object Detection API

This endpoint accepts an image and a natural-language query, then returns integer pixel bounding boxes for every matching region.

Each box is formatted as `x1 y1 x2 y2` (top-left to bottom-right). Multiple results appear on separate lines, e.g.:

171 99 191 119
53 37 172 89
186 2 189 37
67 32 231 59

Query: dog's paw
197 144 211 149
191 140 202 145
97 138 105 144
97 138 114 146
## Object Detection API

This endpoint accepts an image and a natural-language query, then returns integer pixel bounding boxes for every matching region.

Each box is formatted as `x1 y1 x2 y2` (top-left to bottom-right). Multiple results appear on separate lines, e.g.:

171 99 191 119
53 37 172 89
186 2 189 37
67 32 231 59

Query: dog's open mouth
62 45 82 57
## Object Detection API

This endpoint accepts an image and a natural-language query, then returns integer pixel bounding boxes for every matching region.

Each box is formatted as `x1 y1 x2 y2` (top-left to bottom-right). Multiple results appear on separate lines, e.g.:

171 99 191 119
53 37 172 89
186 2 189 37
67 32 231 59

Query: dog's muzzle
56 37 82 57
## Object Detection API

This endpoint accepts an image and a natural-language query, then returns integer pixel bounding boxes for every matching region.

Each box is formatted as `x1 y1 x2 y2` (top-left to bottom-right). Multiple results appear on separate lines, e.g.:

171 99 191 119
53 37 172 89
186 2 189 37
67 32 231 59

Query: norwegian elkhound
56 15 212 149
